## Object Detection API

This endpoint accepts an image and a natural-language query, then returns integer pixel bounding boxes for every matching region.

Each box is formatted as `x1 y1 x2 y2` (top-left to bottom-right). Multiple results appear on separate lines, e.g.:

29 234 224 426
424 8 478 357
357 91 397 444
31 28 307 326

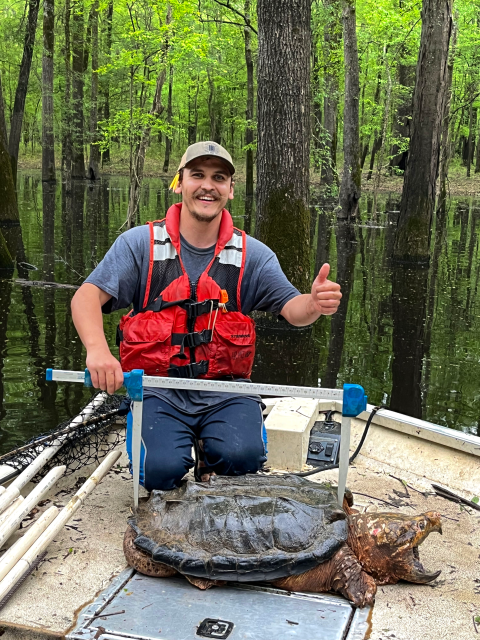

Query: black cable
294 405 387 477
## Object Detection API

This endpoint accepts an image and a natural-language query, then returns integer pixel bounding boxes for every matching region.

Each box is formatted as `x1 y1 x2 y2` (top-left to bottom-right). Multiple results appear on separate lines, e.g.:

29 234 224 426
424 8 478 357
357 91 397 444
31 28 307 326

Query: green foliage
0 0 479 175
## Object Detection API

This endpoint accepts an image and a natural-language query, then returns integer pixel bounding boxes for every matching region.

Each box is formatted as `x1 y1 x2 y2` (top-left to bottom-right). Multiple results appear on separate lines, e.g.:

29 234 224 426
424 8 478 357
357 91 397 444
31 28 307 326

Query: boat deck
0 448 478 639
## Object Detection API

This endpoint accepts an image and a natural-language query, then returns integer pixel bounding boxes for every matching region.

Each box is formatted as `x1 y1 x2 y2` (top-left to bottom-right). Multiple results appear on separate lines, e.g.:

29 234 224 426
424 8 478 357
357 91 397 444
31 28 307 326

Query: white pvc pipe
0 450 121 602
0 497 24 528
0 393 108 513
0 506 58 582
0 466 65 549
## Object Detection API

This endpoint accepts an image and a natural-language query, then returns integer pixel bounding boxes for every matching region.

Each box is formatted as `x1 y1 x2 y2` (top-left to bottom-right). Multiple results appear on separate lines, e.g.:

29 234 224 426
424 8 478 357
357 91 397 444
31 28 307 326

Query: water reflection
0 172 478 457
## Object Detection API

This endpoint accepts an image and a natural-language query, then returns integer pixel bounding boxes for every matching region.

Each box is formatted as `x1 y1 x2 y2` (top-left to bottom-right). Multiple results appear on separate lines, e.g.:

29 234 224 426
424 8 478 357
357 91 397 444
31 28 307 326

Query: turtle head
349 511 442 585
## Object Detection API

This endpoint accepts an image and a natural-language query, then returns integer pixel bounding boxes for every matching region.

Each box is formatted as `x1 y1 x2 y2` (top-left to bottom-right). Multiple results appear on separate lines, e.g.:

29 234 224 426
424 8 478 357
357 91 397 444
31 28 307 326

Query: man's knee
205 438 266 475
143 456 190 492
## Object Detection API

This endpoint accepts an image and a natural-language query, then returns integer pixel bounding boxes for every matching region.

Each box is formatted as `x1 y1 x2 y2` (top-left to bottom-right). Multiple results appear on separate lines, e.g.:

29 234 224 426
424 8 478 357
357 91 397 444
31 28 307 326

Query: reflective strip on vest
218 231 243 267
153 224 177 261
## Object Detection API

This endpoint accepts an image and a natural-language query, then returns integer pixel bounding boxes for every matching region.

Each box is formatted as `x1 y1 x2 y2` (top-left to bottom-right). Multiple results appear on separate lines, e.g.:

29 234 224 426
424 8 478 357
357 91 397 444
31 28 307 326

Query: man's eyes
191 173 226 181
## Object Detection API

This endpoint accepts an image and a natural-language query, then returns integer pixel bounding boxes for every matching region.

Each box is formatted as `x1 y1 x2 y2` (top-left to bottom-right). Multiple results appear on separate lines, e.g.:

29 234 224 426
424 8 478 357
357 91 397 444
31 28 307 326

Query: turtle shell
129 474 347 582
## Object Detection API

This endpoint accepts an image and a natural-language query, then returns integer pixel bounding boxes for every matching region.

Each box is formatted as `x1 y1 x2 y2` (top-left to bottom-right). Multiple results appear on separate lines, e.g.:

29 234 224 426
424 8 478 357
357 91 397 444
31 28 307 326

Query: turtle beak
404 560 442 584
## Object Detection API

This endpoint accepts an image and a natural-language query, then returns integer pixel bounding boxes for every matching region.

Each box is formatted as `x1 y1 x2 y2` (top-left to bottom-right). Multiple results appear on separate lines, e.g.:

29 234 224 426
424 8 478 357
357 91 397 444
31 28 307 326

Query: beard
189 208 223 223
186 190 224 223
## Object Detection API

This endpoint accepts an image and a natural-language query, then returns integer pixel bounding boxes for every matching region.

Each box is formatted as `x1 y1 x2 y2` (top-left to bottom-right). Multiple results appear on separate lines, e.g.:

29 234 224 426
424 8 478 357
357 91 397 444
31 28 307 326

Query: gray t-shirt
84 224 301 413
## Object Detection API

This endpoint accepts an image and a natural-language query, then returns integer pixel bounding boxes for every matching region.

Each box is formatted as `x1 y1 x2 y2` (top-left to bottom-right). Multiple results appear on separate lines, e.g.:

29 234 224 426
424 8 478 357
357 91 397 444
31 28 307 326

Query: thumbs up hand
310 263 342 315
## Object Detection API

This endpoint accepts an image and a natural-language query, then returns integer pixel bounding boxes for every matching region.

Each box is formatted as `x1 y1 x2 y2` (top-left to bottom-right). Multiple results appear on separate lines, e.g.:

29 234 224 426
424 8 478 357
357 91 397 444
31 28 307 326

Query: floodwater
0 171 478 455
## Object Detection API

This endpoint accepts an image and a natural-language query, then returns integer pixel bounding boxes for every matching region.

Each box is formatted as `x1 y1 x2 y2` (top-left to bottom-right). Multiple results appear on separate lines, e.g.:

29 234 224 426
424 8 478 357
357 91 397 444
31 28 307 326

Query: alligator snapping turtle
124 475 442 607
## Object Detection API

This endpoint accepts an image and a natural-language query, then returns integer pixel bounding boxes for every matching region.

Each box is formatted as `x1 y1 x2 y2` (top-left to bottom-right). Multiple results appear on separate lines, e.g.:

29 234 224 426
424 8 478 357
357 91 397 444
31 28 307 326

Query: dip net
0 393 127 482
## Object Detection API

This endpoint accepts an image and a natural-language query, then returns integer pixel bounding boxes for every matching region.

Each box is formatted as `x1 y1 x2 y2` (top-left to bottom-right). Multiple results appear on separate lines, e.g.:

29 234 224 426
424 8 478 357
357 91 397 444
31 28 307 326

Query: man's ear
174 181 182 195
228 180 235 201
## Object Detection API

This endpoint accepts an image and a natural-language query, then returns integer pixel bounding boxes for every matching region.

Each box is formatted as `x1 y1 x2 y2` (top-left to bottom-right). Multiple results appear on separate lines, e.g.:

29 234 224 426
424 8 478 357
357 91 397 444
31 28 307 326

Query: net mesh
0 393 127 482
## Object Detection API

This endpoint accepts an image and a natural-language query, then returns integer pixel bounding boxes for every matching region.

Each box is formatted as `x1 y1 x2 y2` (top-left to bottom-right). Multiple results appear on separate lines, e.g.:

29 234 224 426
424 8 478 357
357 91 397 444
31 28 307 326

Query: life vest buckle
168 360 209 378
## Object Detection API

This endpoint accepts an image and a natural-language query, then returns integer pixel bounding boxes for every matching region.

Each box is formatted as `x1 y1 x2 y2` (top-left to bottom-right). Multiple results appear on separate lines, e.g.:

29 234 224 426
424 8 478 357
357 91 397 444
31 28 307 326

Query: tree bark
339 0 361 220
88 0 100 180
42 0 56 182
8 0 41 185
101 0 114 165
394 0 452 262
244 0 254 235
71 0 86 179
256 0 311 292
437 19 457 214
321 0 341 187
163 65 174 173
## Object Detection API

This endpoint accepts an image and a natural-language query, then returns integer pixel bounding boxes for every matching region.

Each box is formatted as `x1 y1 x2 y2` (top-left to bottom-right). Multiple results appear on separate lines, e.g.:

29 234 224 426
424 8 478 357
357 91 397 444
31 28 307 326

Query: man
71 141 342 491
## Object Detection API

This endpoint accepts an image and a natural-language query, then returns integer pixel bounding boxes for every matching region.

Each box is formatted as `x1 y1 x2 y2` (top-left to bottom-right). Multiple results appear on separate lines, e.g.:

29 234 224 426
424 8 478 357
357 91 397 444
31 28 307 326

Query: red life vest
117 203 256 379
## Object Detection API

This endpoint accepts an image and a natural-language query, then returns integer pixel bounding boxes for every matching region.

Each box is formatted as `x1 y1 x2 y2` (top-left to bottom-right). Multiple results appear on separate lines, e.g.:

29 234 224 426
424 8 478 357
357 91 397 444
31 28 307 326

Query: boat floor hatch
68 569 371 640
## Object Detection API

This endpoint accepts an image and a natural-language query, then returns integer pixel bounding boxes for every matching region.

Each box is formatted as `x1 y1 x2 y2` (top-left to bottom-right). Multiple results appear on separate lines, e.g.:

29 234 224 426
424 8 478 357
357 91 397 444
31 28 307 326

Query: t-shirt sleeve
83 226 148 313
241 237 301 315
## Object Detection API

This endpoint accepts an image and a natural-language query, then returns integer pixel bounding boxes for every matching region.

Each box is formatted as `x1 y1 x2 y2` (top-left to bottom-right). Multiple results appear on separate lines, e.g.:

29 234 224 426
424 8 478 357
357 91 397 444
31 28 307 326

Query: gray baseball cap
178 141 235 175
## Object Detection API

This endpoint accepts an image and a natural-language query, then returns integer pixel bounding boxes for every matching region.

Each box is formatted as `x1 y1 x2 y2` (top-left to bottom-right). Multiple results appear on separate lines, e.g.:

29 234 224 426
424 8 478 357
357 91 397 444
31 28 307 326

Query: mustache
194 190 219 200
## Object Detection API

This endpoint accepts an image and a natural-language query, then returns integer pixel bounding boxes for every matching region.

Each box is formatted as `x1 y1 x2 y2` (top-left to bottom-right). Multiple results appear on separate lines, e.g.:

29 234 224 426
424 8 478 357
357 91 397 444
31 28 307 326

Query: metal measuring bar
46 369 367 510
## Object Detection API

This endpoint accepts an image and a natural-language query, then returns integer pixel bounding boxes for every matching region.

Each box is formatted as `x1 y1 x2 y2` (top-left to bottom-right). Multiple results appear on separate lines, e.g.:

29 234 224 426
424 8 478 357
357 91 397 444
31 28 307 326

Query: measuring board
46 369 367 509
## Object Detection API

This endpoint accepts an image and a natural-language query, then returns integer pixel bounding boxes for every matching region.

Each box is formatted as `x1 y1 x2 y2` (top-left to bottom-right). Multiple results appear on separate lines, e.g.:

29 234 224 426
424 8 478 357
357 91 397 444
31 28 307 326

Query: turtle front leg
123 525 177 578
272 544 376 608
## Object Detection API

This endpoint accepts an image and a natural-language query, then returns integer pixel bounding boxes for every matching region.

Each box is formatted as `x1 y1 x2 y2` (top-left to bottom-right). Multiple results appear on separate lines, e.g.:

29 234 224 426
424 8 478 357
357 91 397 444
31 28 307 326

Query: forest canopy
0 0 478 183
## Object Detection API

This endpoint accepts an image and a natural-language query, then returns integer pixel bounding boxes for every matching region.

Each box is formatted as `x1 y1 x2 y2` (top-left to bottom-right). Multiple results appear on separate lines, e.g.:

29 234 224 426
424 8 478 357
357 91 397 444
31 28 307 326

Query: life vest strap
168 360 209 378
172 329 213 356
141 297 219 319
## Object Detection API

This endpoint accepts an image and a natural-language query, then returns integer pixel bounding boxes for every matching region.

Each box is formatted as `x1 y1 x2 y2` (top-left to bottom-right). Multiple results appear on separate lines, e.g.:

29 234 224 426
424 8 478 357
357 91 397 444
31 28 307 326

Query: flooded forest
1 0 480 453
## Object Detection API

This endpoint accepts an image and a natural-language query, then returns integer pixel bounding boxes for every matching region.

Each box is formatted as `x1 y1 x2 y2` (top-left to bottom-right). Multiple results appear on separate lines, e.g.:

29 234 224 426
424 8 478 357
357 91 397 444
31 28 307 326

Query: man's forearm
71 284 112 352
280 294 322 327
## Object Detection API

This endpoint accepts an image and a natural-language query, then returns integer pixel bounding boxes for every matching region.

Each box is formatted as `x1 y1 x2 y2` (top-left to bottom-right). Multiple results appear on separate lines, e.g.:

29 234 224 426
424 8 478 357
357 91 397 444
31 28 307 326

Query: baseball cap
169 141 235 190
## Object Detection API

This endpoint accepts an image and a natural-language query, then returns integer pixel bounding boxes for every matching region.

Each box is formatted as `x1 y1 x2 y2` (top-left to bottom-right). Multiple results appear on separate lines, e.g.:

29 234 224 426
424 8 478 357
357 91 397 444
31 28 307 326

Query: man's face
175 156 234 223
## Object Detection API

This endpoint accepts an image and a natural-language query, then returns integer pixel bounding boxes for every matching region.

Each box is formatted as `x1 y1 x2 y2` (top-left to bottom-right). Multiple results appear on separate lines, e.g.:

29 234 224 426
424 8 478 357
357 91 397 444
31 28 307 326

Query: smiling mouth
196 195 217 202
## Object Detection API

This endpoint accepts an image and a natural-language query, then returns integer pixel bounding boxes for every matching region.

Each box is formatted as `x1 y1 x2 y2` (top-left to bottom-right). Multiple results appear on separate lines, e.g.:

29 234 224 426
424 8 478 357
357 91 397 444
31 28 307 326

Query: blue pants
126 396 267 491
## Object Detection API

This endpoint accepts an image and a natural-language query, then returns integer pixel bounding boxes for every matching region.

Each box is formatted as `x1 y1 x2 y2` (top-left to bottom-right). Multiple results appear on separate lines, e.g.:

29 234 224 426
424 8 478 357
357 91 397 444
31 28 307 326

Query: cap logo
205 143 218 154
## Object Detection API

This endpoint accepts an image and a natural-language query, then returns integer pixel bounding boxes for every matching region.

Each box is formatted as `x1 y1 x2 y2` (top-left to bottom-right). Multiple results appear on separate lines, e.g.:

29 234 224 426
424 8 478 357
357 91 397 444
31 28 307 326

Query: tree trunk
101 0 114 165
187 79 199 145
476 117 480 173
62 0 73 184
126 5 171 227
244 0 254 235
8 0 41 185
256 0 311 292
394 0 452 262
321 0 341 187
437 20 457 213
466 101 473 178
0 73 7 149
71 0 86 179
338 0 361 220
42 0 56 182
88 0 100 180
389 63 415 172
0 75 17 268
163 65 174 173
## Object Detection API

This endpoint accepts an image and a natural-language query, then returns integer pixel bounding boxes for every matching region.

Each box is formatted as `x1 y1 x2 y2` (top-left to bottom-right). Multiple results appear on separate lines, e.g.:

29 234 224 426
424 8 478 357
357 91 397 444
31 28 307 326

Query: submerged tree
256 0 311 292
394 0 453 262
